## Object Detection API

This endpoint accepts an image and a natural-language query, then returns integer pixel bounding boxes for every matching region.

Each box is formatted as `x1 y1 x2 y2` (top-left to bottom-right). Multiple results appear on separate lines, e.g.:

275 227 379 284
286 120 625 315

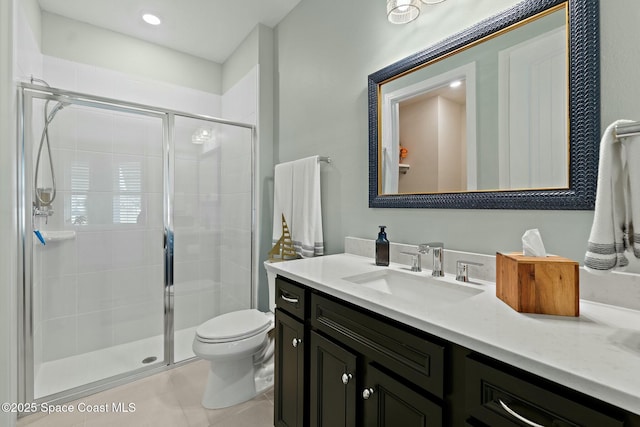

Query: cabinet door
275 309 305 427
310 331 357 427
362 364 442 427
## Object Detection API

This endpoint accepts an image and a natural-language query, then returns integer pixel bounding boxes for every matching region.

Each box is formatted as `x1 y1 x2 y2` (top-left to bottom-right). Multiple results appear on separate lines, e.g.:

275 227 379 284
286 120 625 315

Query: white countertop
265 253 640 415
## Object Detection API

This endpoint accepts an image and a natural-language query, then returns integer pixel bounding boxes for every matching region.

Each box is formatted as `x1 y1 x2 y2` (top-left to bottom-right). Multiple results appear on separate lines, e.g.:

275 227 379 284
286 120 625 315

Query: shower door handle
164 228 174 286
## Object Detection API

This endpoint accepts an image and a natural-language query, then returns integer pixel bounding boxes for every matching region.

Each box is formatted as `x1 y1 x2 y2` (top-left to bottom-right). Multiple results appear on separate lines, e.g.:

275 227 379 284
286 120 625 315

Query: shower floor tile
35 327 197 399
18 359 275 427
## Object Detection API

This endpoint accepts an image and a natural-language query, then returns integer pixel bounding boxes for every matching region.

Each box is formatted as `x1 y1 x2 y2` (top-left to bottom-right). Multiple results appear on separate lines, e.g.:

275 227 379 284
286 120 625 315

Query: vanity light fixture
387 0 421 24
142 13 161 26
388 0 448 24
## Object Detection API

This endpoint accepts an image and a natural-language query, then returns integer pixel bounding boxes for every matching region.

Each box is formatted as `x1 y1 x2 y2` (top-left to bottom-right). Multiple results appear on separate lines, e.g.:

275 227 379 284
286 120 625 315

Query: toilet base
202 357 257 409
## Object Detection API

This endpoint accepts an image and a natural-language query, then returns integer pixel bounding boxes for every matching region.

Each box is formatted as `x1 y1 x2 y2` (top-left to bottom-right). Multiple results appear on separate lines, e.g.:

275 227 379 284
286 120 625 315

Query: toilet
192 269 277 409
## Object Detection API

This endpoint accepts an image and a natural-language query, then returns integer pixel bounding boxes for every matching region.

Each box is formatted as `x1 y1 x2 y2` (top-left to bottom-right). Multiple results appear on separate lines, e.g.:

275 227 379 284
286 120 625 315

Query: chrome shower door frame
16 83 256 409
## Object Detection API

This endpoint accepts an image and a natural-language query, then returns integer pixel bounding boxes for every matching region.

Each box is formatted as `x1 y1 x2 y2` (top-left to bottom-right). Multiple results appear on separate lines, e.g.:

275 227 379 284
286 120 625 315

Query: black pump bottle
376 225 389 266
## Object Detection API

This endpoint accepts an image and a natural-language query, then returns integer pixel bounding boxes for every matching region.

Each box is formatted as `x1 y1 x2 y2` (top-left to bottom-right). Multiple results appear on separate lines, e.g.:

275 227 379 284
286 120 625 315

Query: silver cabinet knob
362 388 375 400
292 338 302 348
341 373 353 385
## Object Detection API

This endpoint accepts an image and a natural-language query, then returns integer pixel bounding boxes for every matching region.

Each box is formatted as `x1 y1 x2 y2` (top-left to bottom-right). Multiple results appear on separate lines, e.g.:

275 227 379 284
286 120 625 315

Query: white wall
273 0 622 263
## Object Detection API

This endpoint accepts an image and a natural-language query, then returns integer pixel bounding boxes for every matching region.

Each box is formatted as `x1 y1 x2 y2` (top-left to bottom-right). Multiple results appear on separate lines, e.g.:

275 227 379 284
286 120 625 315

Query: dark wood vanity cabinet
274 275 640 427
275 276 445 426
309 331 357 427
361 363 442 426
274 277 307 427
310 293 445 426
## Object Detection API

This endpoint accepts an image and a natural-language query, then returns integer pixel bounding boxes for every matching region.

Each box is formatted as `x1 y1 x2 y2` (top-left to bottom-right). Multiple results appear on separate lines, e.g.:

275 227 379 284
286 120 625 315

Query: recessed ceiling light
142 13 161 26
450 80 462 88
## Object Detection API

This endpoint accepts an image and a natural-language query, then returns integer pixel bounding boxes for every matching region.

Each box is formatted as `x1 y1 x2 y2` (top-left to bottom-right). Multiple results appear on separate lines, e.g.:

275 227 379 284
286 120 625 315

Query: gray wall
273 0 638 263
42 12 223 94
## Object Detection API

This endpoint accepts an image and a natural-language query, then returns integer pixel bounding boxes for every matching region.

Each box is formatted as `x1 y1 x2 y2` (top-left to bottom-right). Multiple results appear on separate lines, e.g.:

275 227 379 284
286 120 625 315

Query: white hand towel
584 120 634 273
272 161 294 246
291 156 324 257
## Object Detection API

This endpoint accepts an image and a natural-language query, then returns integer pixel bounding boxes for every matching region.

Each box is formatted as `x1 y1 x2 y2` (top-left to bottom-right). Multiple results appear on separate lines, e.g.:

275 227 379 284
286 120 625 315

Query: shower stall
17 83 255 406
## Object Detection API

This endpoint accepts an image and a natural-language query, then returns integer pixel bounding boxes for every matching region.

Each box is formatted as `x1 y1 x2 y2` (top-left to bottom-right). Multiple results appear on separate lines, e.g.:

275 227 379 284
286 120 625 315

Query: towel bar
615 121 640 138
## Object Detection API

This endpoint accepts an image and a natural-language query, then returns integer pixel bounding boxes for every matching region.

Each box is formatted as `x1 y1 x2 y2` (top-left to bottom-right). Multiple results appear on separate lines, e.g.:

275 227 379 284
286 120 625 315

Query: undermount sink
343 269 483 304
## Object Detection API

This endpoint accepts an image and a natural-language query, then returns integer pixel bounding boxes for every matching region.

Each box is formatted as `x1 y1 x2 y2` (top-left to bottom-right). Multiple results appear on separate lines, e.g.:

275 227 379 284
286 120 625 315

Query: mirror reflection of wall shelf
382 62 476 194
368 0 599 209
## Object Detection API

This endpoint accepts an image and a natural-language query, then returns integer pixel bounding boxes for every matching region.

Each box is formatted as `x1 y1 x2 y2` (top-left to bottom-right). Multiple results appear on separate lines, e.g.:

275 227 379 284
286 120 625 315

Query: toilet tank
265 262 277 313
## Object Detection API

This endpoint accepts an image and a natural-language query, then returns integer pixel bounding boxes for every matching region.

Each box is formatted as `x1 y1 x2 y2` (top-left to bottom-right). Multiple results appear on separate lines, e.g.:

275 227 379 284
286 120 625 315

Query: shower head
46 100 71 123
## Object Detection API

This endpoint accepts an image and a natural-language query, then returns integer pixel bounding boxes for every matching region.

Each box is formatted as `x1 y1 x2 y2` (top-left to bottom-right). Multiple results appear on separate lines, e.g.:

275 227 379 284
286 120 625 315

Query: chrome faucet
419 242 444 277
401 247 425 272
455 260 483 282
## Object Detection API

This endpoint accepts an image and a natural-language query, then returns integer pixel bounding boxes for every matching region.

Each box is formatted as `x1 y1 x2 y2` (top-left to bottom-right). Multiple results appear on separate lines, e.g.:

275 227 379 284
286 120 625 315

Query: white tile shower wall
219 68 256 316
174 67 256 327
33 56 222 362
22 43 255 364
42 56 222 116
36 107 166 362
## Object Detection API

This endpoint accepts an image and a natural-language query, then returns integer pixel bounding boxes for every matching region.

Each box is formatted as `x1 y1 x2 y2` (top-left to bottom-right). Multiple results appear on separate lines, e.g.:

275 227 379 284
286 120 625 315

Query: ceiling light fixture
142 13 161 26
387 0 421 24
450 80 462 88
388 0 449 24
192 127 214 145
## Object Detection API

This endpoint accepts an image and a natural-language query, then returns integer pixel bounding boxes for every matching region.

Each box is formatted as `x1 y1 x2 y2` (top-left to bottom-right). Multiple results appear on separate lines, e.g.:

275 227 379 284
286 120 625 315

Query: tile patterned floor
17 360 274 427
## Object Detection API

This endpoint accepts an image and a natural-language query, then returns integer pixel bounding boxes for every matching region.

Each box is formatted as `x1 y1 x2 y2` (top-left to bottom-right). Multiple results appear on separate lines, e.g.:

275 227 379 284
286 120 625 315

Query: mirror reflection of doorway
498 26 568 189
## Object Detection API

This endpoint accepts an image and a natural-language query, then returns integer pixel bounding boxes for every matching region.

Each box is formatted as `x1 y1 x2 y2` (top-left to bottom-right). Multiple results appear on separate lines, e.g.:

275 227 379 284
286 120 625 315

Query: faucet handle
419 242 444 250
401 251 422 272
418 242 443 253
456 260 483 282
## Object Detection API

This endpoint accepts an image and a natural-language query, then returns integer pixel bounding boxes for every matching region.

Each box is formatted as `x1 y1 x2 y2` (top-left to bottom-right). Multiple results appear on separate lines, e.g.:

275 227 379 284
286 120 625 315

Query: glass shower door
172 115 254 362
28 95 167 399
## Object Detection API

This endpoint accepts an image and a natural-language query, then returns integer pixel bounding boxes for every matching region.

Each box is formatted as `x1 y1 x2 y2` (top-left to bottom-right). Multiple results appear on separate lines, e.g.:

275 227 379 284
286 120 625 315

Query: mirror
368 0 599 209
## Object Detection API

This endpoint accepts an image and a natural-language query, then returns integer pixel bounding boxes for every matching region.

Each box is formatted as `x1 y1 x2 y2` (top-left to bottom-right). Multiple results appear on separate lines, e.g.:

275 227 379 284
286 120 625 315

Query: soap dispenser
376 225 390 266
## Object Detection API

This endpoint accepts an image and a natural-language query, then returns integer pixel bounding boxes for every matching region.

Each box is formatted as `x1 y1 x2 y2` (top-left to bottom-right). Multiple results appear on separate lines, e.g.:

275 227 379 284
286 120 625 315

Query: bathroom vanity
267 253 640 426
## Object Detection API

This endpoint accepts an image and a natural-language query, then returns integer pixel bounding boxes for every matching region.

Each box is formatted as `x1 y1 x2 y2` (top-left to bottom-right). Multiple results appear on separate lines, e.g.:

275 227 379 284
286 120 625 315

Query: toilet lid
196 309 271 343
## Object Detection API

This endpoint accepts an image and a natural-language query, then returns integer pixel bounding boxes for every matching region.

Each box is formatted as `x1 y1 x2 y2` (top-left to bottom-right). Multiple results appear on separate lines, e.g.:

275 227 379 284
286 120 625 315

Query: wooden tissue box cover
496 252 579 317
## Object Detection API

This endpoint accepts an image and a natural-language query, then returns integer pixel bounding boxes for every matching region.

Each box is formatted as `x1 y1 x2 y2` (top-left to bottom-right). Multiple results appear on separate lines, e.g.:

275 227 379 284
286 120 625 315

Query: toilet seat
196 309 271 343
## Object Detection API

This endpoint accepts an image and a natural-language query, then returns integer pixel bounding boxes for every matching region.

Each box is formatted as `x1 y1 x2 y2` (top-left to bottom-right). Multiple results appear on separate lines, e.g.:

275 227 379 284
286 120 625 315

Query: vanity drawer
275 276 307 320
310 293 445 399
466 355 625 427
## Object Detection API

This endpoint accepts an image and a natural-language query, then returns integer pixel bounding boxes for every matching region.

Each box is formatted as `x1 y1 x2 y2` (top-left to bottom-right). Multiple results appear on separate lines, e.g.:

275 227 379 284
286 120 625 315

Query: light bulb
142 13 161 26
